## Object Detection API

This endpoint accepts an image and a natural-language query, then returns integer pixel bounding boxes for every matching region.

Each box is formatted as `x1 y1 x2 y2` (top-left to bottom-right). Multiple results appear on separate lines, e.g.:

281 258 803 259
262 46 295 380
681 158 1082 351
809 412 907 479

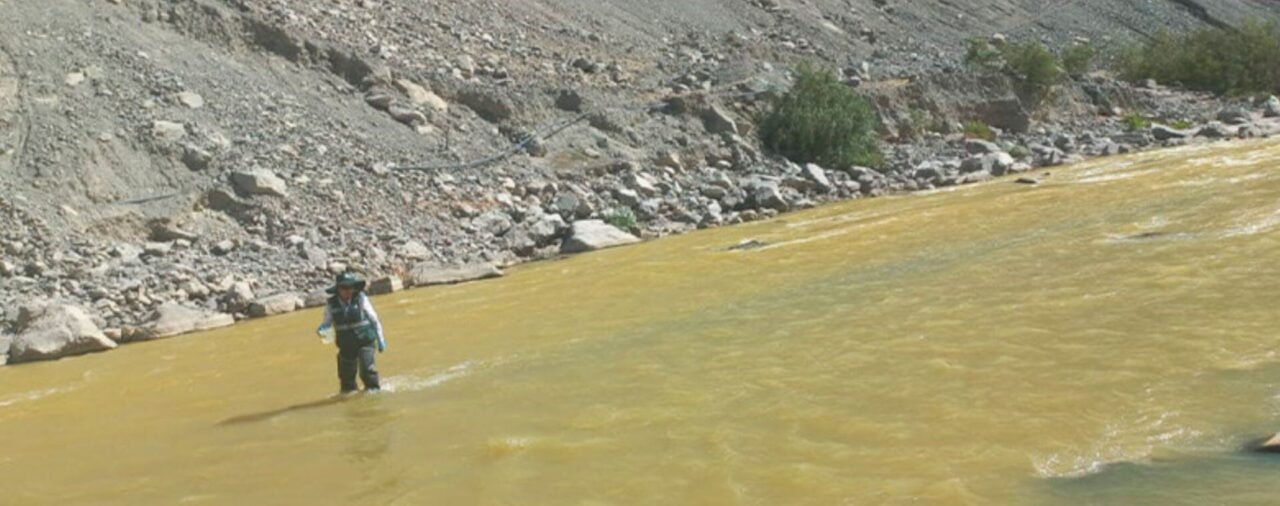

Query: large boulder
561 220 640 254
701 105 739 135
1150 124 1190 141
1264 96 1280 118
960 152 1016 176
408 262 504 287
394 79 448 113
1216 107 1252 125
802 163 833 192
367 275 404 295
395 240 432 260
303 288 330 308
964 138 1001 155
231 170 288 197
139 303 235 340
457 89 514 123
9 304 116 363
248 293 303 318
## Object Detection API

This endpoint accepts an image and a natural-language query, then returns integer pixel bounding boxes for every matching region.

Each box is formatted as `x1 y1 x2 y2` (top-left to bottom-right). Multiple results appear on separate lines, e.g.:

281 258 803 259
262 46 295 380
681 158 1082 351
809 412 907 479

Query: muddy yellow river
4 140 1280 505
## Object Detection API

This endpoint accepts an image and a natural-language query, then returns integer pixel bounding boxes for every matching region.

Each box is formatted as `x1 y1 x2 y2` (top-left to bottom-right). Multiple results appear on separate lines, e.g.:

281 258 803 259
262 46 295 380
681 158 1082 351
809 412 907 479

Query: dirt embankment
1 0 1279 364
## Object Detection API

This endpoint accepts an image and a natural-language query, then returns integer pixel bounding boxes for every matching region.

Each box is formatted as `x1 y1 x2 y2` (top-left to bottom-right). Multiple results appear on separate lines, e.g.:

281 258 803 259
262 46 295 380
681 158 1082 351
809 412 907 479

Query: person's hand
377 337 387 353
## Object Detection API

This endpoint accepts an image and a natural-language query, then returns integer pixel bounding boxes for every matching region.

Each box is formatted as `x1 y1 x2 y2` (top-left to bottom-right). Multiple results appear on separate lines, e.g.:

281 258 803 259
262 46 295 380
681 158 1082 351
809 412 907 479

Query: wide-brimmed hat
326 272 367 294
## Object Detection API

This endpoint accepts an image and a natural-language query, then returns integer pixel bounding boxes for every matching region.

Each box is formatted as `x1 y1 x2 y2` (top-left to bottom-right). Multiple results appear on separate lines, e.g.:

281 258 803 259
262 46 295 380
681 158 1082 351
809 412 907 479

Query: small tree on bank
758 64 883 169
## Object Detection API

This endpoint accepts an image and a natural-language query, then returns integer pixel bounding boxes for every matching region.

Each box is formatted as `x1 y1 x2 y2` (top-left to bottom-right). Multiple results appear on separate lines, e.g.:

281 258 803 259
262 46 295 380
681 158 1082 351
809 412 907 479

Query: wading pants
337 345 380 392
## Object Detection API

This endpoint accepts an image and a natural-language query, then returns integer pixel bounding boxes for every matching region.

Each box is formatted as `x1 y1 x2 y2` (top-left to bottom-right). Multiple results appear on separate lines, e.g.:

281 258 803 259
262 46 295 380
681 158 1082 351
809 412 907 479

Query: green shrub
963 121 995 140
1008 145 1031 160
965 39 1065 107
1061 43 1095 76
1118 21 1280 95
603 207 637 231
1169 119 1193 129
965 38 1004 70
1121 114 1150 131
1003 42 1065 105
759 63 883 168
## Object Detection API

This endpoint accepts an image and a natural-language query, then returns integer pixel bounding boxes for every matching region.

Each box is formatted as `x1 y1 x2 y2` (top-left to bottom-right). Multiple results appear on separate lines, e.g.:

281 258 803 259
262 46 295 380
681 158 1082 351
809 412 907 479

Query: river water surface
3 140 1280 505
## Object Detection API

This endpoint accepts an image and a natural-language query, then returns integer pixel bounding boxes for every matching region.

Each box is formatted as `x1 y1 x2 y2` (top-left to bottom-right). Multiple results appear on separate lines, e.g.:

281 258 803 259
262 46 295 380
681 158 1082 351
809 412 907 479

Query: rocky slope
1 0 1279 363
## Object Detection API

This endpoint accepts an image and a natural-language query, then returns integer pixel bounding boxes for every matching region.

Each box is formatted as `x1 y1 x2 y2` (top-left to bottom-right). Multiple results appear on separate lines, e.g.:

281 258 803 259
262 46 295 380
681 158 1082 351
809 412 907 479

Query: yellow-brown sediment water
3 140 1280 505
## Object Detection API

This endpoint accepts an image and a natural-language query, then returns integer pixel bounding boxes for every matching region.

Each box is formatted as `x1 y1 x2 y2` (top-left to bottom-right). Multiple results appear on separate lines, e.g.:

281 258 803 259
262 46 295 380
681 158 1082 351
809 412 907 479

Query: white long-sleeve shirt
318 293 384 341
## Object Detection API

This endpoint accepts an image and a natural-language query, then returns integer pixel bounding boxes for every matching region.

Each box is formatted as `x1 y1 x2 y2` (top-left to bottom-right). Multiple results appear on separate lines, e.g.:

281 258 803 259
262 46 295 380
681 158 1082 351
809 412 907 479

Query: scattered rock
1150 124 1190 141
1217 107 1252 125
367 275 404 295
182 144 214 171
247 293 303 318
150 220 199 242
701 105 739 135
964 138 1001 155
1264 96 1280 118
802 164 833 192
211 240 237 256
231 170 288 197
561 220 640 253
408 262 504 287
388 105 427 126
152 120 187 142
8 304 116 363
138 303 235 340
395 240 432 260
752 184 789 212
555 89 584 112
394 79 448 113
457 89 514 123
177 91 205 109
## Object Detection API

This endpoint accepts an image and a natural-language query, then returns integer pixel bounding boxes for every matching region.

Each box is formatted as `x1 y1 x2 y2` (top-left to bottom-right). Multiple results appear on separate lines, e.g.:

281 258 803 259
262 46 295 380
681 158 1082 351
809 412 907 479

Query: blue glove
377 337 387 353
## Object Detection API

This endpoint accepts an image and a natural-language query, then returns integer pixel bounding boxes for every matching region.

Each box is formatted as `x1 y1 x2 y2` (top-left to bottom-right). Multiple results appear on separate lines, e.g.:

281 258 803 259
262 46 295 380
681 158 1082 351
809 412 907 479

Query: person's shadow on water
216 394 363 426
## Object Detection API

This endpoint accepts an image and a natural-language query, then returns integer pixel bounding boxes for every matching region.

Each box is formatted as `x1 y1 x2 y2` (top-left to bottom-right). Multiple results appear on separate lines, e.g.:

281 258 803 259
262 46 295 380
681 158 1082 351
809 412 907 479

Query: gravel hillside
1 0 1279 363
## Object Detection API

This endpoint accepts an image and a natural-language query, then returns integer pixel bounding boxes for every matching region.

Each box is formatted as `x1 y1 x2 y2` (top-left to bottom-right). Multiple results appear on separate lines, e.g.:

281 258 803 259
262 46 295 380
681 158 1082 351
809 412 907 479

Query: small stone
388 105 428 126
152 120 186 142
65 72 86 87
211 240 236 256
231 170 288 197
182 145 214 171
394 79 448 113
177 91 204 109
143 242 172 256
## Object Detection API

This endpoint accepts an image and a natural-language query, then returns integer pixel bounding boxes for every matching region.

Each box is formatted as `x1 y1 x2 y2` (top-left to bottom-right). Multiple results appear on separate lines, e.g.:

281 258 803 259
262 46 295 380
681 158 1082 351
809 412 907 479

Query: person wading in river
316 272 387 393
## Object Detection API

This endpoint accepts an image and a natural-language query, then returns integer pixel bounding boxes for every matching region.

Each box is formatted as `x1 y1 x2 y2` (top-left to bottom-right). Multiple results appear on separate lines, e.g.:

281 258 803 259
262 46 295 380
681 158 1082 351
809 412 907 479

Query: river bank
4 93 1278 366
